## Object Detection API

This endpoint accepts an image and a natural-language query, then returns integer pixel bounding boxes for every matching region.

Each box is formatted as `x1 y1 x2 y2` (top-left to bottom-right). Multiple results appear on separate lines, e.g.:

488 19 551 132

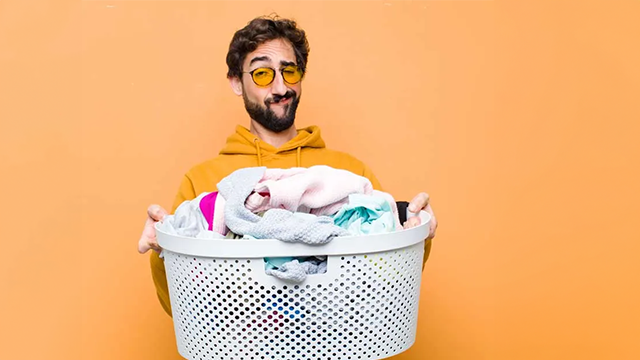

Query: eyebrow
249 56 297 68
249 56 271 66
280 60 296 67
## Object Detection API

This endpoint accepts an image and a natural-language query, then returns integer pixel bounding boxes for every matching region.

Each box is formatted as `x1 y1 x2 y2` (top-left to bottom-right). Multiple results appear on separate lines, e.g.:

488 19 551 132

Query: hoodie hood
219 125 326 166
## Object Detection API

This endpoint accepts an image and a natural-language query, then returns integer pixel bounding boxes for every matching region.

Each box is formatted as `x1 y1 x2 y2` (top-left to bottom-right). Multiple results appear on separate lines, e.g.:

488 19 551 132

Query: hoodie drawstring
254 138 263 166
296 146 301 167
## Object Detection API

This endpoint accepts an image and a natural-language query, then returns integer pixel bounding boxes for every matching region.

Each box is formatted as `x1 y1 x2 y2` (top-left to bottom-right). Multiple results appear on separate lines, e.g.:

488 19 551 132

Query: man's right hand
137 204 168 254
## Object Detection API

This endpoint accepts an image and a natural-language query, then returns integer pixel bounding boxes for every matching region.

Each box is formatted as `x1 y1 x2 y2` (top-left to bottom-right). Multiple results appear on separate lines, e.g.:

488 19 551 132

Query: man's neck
249 121 298 149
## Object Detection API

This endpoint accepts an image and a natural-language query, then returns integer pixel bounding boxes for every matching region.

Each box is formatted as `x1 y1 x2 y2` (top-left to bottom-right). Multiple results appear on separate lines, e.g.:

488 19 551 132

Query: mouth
271 97 291 106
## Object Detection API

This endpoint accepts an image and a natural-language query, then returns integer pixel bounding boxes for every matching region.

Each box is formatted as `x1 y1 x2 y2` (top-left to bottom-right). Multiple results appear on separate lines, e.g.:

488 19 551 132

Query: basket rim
156 211 430 258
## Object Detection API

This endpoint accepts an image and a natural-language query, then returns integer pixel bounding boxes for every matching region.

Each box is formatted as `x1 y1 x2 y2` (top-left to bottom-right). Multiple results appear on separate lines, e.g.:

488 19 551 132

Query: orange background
1 0 639 359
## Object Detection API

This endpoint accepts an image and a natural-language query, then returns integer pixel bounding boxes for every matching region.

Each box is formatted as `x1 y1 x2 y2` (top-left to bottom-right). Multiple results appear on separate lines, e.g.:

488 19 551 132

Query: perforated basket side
163 241 425 360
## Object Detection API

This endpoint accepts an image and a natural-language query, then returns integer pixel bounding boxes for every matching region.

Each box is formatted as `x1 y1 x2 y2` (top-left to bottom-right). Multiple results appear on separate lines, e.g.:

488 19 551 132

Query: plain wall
0 0 638 359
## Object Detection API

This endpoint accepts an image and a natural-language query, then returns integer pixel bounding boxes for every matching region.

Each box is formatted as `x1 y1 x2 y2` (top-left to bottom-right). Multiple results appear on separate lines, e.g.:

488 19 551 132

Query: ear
229 76 243 96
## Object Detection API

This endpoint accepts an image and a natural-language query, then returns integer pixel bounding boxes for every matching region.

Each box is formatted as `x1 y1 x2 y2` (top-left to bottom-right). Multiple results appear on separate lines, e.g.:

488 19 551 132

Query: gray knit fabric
217 166 349 245
265 258 328 282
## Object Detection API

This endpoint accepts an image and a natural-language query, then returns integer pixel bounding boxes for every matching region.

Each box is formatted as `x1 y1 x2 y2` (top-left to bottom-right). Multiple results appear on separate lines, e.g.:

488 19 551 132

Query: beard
242 89 300 133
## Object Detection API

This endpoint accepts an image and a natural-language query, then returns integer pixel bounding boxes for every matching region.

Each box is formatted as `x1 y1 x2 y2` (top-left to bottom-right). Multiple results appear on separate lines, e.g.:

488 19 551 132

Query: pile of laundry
161 165 403 282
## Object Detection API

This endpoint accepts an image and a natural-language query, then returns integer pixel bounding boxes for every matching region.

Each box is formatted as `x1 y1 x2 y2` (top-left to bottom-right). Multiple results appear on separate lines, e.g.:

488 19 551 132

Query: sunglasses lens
252 68 275 86
282 65 303 84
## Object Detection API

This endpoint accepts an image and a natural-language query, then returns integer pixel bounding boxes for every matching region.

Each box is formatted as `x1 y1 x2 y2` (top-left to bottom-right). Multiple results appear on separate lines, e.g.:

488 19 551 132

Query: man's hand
403 192 438 240
137 204 168 254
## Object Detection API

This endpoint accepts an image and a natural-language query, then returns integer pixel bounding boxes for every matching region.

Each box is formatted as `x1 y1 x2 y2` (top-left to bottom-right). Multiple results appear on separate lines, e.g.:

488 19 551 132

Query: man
138 15 437 323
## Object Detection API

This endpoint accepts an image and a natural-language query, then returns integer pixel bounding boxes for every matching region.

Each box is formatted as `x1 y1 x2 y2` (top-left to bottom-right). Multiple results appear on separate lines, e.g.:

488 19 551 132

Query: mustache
266 90 296 105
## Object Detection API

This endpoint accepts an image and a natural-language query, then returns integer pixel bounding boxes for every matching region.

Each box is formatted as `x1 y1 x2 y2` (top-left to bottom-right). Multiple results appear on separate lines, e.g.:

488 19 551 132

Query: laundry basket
156 210 431 360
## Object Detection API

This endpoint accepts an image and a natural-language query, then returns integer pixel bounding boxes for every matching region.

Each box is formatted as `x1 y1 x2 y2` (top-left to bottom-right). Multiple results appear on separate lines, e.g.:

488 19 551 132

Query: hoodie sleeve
150 175 197 316
362 164 383 191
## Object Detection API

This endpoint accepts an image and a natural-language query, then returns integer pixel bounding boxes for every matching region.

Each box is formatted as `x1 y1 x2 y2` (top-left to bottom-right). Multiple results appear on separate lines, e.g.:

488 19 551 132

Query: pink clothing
245 165 374 215
198 191 228 235
199 192 218 231
212 194 227 235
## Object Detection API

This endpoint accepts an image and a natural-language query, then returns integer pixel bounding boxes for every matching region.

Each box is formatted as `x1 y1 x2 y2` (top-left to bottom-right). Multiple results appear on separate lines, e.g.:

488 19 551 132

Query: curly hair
226 15 310 79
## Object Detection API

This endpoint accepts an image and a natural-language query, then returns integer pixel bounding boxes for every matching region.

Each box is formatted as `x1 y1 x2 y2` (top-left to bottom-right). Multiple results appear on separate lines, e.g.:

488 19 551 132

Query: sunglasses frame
243 65 304 87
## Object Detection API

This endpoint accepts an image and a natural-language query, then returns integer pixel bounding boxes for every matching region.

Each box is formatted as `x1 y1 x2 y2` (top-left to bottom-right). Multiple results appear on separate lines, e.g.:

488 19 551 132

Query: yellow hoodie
150 125 431 322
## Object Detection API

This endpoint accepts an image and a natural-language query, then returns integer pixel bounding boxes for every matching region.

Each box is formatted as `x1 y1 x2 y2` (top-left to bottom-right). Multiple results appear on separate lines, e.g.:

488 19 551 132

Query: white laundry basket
156 210 431 360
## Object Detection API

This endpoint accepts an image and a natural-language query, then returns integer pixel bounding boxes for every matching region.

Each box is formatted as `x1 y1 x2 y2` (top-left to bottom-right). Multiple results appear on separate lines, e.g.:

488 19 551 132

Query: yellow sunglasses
244 65 304 87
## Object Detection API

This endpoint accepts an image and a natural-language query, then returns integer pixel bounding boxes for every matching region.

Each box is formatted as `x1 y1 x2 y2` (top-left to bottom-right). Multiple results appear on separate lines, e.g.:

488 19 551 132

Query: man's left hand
403 192 438 240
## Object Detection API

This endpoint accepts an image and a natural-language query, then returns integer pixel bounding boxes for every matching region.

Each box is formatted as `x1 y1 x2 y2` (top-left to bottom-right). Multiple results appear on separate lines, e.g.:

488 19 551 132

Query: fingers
425 204 438 240
138 227 161 254
138 238 160 254
405 192 429 229
408 192 430 213
147 204 168 222
137 237 158 254
403 216 422 229
138 204 166 254
405 197 438 241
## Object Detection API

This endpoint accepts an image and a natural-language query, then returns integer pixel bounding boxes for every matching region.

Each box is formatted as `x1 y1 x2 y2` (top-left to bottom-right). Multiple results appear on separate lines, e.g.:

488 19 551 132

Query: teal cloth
332 194 396 235
265 257 294 269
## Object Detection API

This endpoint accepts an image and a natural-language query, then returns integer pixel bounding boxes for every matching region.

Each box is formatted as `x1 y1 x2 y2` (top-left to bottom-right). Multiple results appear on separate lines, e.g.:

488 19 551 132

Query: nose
270 70 288 96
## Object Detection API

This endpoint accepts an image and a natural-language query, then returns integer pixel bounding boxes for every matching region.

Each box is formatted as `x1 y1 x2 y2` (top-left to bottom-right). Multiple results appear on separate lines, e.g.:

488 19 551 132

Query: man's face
233 38 302 133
